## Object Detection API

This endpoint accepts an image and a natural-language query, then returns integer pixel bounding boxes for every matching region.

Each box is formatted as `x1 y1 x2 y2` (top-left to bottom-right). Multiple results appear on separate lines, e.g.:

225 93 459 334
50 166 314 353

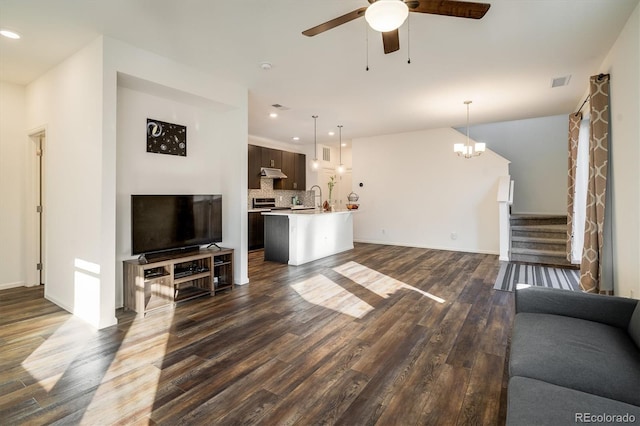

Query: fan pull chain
407 13 411 64
365 21 370 71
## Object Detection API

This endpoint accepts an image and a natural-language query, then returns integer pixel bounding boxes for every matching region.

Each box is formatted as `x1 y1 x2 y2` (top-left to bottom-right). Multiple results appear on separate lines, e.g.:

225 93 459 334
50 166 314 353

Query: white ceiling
0 0 637 146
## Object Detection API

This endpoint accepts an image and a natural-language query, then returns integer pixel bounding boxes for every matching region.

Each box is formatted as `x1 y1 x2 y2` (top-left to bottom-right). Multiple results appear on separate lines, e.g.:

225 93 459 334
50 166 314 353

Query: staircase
510 215 577 268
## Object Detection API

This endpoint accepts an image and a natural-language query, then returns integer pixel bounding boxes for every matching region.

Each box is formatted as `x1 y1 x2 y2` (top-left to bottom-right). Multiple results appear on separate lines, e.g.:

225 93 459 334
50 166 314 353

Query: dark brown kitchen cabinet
248 212 265 251
294 152 306 190
248 144 262 189
261 147 282 169
275 151 295 190
249 144 306 190
275 151 306 190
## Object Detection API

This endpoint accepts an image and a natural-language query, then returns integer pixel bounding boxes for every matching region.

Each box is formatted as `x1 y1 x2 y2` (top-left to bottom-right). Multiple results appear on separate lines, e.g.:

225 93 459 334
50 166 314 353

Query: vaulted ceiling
1 0 637 145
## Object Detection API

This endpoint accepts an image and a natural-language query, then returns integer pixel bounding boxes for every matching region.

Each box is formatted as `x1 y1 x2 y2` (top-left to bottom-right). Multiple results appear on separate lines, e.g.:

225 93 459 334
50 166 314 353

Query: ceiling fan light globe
365 0 409 32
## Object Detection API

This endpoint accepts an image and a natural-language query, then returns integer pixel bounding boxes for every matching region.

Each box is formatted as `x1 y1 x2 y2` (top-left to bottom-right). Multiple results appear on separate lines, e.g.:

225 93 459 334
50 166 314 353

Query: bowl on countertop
346 203 359 210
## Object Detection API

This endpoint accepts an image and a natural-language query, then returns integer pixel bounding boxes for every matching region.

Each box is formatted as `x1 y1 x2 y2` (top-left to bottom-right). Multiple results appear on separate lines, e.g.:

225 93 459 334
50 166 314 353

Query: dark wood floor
0 243 514 425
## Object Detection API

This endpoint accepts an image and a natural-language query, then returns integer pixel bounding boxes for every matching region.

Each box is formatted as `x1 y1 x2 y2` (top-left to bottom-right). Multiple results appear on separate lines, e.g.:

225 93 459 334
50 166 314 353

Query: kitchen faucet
309 185 322 209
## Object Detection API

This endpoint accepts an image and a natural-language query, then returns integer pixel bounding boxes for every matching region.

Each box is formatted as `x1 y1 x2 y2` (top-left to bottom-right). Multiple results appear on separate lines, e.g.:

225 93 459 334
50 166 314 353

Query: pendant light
336 125 345 174
311 115 319 169
454 101 486 158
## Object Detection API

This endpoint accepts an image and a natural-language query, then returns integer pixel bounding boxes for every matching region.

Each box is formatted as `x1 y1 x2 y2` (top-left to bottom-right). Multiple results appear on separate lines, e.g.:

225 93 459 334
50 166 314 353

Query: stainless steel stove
252 197 277 209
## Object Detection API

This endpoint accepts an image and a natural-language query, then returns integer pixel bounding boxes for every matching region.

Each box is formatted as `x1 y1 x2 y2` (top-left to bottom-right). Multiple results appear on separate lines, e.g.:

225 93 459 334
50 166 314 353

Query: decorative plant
327 175 336 202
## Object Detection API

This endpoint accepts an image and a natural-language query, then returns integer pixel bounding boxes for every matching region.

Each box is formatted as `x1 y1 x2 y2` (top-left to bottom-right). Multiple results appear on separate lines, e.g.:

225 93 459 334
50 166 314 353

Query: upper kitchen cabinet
275 151 306 190
248 144 262 189
295 152 306 190
248 144 306 190
261 147 282 169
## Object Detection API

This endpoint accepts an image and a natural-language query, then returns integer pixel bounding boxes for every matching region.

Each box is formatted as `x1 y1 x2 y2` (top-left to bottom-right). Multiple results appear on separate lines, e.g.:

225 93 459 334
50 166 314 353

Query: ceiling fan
302 0 491 54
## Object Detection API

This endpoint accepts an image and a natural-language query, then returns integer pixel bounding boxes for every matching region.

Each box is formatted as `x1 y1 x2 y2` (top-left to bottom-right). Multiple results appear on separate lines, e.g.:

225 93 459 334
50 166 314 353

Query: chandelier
454 101 486 158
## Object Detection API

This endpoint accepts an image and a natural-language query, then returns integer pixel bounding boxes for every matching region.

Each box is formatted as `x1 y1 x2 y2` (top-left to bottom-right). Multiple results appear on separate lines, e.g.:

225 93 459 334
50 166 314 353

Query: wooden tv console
123 248 234 317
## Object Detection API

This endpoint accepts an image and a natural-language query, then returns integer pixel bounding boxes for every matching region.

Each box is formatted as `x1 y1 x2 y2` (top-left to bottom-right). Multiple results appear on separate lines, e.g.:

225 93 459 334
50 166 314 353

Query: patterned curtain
580 74 612 294
566 113 582 261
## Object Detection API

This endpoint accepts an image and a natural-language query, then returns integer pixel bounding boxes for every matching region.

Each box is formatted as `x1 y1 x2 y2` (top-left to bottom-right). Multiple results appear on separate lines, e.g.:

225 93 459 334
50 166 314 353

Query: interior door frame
27 127 46 287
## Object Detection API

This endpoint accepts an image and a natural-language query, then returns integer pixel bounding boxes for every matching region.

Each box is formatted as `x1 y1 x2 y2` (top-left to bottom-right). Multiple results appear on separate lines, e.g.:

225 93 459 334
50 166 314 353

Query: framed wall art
146 118 187 157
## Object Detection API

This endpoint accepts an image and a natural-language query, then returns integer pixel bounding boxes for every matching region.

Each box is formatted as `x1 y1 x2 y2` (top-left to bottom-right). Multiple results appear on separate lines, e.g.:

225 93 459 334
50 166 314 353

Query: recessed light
260 62 272 70
269 112 278 118
328 131 335 136
0 29 21 40
292 136 300 141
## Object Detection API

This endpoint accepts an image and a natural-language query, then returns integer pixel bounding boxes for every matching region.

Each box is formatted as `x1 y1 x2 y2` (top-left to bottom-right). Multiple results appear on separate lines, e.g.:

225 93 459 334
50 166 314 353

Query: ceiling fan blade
407 0 490 19
382 30 400 54
302 7 368 37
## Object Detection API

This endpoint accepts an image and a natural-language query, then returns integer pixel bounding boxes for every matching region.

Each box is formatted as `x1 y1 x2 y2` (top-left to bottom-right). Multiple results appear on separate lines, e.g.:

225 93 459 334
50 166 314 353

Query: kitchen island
262 209 354 266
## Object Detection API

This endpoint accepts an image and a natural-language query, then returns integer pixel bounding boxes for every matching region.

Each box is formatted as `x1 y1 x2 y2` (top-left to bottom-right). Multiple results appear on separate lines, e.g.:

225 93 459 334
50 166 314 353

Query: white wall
25 38 111 328
0 82 27 289
106 38 249 307
352 128 509 254
116 86 232 306
461 114 569 215
598 3 640 299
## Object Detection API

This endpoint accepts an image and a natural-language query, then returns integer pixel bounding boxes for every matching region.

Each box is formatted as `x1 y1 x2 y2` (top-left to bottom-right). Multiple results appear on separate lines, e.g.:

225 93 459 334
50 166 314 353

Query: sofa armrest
515 286 638 329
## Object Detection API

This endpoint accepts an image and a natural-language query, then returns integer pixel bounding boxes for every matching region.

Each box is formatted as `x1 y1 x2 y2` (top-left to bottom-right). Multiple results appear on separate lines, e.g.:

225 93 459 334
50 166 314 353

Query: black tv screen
131 194 222 255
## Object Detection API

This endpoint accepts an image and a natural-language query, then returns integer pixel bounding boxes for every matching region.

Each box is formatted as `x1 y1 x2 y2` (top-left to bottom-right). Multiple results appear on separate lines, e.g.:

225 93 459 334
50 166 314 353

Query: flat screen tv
131 194 222 256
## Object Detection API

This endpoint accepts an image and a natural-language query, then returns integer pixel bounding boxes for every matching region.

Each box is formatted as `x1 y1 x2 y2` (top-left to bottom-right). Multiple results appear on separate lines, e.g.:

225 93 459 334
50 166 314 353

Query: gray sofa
507 287 640 425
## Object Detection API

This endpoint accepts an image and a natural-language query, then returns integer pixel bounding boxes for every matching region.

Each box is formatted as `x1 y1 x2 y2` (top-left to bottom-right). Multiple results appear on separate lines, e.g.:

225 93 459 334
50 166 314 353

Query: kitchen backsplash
248 178 315 209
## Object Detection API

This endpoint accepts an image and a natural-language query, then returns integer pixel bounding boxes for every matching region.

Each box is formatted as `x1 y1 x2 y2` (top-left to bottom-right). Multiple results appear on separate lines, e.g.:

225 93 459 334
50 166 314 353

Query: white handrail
497 176 513 261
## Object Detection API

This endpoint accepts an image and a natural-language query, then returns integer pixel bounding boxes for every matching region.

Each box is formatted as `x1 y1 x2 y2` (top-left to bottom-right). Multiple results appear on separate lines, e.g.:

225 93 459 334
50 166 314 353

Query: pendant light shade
311 115 319 169
336 125 344 174
365 0 409 32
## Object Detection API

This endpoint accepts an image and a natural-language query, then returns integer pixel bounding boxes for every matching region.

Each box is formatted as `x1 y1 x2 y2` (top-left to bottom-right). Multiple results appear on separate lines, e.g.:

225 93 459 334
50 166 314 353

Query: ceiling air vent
551 75 571 88
271 103 290 110
323 147 331 162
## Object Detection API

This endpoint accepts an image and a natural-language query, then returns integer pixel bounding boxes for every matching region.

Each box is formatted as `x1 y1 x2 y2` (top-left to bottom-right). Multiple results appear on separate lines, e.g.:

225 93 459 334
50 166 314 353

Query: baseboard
0 281 26 290
44 293 73 315
353 239 499 256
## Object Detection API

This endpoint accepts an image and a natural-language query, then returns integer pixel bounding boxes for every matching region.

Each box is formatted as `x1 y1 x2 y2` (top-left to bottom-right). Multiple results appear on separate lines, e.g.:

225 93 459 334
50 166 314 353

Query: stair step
512 241 566 252
511 236 565 244
510 214 567 226
512 224 567 239
511 224 566 232
511 247 565 257
511 252 575 268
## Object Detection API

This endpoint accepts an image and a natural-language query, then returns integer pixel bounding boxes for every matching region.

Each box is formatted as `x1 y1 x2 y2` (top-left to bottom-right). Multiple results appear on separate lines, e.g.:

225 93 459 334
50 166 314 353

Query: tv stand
124 248 234 317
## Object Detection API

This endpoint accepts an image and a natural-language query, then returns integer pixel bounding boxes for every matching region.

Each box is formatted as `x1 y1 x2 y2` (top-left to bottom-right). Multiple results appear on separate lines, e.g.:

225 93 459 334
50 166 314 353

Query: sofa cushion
510 312 640 406
507 376 640 426
629 303 640 348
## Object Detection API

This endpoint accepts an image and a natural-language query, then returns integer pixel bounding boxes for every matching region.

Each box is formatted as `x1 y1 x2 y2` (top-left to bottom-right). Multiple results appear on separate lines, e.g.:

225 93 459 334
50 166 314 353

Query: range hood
261 167 288 179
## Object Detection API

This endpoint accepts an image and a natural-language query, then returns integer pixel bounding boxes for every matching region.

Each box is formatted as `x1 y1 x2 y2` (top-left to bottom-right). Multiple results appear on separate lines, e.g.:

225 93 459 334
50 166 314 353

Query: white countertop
262 209 353 216
249 206 316 213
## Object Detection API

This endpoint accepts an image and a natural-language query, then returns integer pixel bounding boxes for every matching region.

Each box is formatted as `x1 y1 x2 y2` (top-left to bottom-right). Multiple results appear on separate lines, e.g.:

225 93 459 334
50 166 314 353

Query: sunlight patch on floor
291 274 374 318
21 317 96 392
333 261 446 304
80 309 175 423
